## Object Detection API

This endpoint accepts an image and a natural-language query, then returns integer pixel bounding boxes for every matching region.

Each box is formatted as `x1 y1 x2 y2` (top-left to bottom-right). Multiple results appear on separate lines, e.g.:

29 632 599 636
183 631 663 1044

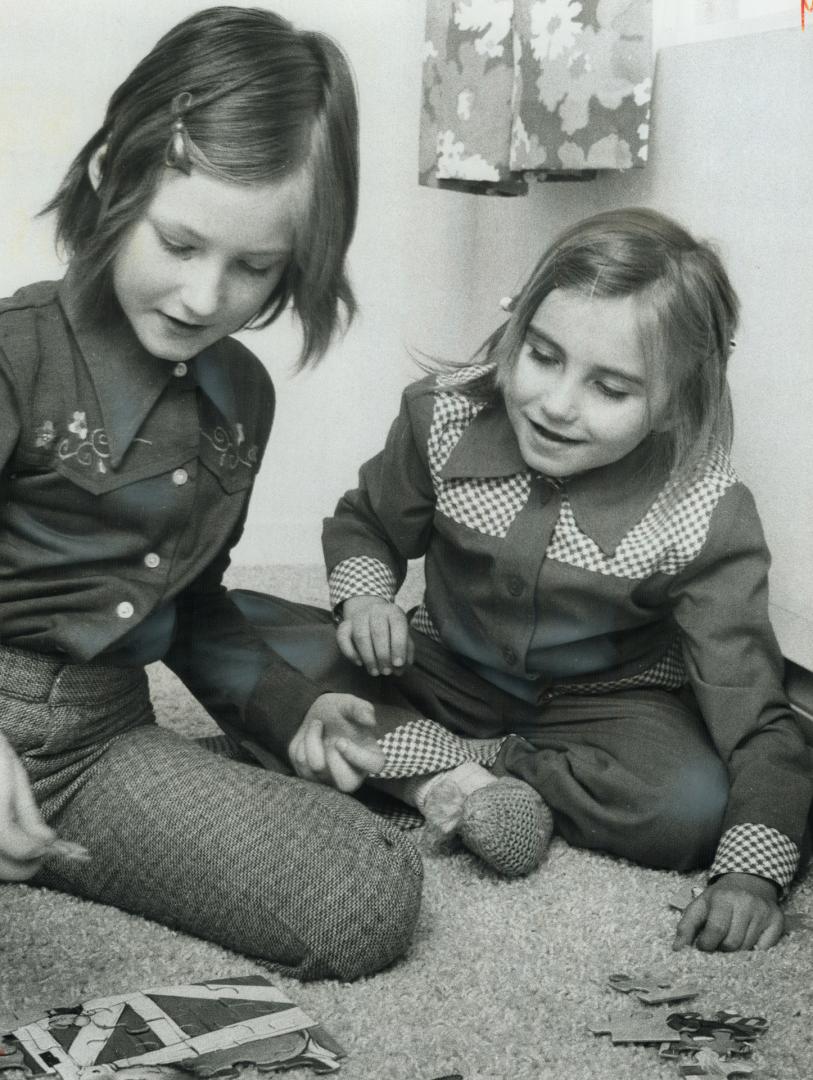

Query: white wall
463 29 813 669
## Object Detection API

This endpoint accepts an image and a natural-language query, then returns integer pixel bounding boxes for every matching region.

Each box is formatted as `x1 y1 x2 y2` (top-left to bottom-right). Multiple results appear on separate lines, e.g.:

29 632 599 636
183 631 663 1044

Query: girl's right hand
336 595 415 676
0 731 55 880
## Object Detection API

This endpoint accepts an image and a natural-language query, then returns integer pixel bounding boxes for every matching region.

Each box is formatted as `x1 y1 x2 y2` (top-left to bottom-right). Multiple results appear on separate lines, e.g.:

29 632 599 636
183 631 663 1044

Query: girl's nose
179 260 225 320
542 375 580 423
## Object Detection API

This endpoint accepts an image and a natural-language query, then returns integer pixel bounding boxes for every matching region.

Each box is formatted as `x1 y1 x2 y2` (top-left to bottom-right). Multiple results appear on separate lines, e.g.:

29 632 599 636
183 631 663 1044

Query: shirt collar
57 269 238 468
439 397 667 556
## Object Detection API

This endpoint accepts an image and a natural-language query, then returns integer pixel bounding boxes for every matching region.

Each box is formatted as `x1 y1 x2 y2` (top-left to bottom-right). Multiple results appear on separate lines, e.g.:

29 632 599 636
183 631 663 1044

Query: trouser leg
227 594 730 871
497 689 729 871
2 648 421 981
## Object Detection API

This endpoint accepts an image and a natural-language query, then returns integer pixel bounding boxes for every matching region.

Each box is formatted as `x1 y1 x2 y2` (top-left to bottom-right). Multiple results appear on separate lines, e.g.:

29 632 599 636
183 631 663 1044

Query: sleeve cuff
709 822 799 895
328 556 398 610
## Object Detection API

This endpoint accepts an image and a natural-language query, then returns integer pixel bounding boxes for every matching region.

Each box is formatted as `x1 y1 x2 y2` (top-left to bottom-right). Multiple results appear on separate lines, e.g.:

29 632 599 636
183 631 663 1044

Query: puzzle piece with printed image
0 976 344 1079
678 1047 758 1078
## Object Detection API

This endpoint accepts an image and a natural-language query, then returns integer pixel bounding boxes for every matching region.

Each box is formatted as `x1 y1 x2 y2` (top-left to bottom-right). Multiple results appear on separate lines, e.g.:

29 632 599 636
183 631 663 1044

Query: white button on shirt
172 468 188 486
116 601 135 619
173 362 188 377
144 552 161 568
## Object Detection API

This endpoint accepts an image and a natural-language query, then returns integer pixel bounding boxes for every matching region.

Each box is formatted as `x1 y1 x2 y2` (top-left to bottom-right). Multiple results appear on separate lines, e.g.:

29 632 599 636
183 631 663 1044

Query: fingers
0 752 53 881
336 619 364 667
754 909 785 950
334 735 385 776
337 604 413 677
339 696 377 728
673 885 785 953
673 895 710 950
324 743 365 793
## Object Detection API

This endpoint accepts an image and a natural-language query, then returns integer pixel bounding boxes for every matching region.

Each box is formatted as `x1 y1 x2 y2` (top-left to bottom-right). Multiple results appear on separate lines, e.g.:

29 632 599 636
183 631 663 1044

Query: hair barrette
165 91 194 174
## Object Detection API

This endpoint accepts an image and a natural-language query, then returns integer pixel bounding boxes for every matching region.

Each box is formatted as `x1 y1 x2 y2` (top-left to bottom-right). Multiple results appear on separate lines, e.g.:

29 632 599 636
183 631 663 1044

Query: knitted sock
396 763 496 834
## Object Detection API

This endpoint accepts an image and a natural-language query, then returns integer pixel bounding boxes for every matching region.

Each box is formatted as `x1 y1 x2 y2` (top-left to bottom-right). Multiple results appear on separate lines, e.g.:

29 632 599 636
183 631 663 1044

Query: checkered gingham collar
438 397 669 556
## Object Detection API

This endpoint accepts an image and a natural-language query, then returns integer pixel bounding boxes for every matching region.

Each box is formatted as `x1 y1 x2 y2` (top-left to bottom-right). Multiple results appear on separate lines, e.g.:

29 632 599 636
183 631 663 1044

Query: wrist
710 871 780 901
340 594 391 619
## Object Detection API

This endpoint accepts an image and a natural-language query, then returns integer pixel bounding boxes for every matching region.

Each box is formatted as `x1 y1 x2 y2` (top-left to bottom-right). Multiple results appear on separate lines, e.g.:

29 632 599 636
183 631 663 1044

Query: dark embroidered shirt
0 274 321 751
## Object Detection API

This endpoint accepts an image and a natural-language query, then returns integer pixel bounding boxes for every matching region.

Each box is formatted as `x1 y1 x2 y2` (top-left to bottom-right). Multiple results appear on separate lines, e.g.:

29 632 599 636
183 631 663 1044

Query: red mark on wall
804 0 813 30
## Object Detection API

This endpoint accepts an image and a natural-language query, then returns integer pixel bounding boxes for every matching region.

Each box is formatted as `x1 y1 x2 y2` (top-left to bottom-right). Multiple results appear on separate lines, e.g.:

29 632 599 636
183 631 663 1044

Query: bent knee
286 825 423 980
641 755 729 870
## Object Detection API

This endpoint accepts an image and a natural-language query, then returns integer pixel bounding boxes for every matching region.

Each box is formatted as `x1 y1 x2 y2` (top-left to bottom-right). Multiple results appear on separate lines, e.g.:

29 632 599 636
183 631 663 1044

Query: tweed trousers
0 643 422 981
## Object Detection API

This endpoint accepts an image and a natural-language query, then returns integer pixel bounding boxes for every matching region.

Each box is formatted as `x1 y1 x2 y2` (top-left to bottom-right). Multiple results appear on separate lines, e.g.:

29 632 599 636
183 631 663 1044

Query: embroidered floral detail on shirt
428 386 532 538
34 420 56 447
201 424 258 470
58 411 151 474
68 411 88 440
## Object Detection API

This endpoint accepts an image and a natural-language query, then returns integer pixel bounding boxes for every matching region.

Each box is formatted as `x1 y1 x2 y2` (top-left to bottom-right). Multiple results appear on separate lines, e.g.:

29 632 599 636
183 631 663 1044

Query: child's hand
289 693 385 793
672 872 784 952
0 732 56 881
336 595 415 676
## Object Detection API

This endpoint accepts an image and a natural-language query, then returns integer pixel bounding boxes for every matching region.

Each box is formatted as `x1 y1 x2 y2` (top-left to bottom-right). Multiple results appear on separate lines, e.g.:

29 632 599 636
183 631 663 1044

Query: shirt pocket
198 419 258 494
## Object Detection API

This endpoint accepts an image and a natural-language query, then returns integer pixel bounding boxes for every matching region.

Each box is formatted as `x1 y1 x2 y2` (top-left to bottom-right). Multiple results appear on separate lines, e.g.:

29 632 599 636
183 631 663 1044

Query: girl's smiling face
501 288 670 478
111 168 301 361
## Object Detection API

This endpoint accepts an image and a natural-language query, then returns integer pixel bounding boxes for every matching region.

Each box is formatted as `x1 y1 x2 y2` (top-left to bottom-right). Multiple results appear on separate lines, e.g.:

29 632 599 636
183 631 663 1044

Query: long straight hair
42 5 359 365
456 207 739 485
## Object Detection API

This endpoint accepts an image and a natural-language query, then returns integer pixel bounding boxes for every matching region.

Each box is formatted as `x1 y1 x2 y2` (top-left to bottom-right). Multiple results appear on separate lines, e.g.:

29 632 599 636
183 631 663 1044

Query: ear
87 143 108 192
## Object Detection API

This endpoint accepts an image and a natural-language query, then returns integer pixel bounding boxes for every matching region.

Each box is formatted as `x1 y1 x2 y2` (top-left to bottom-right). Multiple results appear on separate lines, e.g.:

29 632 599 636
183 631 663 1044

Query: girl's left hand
672 872 784 952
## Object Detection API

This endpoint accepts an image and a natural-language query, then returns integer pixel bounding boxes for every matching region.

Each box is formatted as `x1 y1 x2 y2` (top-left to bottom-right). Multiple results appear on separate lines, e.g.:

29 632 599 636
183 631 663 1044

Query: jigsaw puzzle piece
589 1010 684 1045
668 1011 768 1042
659 1030 754 1061
607 971 701 1005
178 1029 342 1076
668 884 705 911
679 1048 756 1077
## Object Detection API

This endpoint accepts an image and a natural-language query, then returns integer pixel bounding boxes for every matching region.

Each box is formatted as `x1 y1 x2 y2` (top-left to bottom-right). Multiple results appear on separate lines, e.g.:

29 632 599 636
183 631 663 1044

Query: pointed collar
439 397 667 556
56 270 239 468
57 270 176 470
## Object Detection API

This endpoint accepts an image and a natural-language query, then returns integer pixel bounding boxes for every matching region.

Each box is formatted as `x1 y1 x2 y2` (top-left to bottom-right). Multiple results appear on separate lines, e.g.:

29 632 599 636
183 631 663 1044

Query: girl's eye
596 382 629 401
158 234 194 258
528 346 558 366
240 261 277 278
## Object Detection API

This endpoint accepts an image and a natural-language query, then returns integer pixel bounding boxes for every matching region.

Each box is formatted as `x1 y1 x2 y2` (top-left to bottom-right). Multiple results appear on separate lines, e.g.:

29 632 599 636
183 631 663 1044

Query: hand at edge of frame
0 731 56 881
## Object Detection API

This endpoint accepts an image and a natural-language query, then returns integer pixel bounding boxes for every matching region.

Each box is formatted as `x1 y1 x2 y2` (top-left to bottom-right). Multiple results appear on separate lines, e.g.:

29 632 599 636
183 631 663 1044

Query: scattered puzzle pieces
608 971 701 1005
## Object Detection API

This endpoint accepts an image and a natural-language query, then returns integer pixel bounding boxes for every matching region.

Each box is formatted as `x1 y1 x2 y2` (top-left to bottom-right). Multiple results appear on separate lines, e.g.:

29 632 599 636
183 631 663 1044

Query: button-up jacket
0 276 322 754
323 371 812 889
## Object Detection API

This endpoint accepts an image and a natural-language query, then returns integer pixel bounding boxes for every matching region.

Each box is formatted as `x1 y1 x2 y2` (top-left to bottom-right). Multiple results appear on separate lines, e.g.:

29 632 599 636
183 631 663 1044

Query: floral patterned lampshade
420 0 653 195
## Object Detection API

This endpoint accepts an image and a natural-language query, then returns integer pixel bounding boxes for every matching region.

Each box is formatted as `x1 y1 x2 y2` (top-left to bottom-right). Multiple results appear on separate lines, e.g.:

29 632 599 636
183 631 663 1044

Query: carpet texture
1 566 811 1080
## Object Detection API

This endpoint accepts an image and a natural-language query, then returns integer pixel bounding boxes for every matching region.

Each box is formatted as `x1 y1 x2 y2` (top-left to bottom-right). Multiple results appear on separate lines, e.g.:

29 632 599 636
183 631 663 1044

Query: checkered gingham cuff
328 557 398 610
709 823 799 894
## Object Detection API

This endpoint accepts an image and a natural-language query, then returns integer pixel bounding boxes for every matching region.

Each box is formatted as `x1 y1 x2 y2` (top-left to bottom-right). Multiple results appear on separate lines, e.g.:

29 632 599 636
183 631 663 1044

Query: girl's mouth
528 418 584 445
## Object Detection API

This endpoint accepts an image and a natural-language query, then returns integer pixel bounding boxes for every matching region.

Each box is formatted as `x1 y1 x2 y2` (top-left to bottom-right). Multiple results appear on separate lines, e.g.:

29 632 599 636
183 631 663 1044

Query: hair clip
499 296 516 313
165 91 194 174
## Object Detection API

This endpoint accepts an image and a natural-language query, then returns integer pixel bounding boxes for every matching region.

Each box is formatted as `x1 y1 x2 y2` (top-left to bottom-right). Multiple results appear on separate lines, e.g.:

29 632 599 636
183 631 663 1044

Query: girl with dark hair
236 207 811 954
0 6 421 981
